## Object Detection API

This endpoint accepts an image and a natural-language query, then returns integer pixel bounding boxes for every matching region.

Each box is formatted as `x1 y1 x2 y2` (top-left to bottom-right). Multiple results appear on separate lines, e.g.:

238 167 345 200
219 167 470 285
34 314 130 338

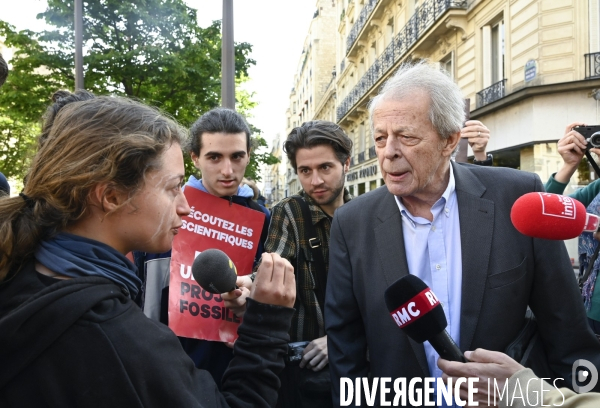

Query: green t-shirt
545 174 600 207
545 174 600 321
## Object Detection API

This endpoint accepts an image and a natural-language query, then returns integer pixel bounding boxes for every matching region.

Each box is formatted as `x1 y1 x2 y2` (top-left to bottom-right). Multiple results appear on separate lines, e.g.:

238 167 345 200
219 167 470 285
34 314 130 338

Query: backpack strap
247 199 270 253
290 196 327 313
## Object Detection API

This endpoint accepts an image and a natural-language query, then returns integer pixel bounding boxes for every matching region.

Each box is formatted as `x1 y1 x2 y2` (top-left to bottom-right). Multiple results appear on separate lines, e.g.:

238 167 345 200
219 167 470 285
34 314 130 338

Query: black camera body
574 125 600 148
285 341 310 364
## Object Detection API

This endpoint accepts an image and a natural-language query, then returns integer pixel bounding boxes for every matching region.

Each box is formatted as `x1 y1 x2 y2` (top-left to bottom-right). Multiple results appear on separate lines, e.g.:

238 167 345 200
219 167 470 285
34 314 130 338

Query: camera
574 125 600 148
285 341 310 364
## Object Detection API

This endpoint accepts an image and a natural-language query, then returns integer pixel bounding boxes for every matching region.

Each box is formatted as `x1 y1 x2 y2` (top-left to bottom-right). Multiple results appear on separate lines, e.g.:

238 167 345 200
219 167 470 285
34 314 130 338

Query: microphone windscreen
384 275 447 343
511 192 586 240
191 249 238 294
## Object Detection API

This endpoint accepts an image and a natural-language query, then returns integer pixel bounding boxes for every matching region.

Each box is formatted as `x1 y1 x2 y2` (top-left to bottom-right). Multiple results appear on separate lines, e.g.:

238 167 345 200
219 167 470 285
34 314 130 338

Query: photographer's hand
555 122 588 184
299 335 328 371
461 120 490 161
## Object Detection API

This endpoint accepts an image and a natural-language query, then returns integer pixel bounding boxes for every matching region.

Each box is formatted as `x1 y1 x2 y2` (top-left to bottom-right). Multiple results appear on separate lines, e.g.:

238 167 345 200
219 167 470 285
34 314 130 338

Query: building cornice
471 78 600 119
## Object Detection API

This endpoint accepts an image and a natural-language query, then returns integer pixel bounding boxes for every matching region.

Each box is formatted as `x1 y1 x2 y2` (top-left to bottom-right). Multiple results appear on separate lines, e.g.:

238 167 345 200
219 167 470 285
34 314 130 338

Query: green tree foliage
0 0 277 181
247 124 280 182
0 117 38 180
577 156 591 185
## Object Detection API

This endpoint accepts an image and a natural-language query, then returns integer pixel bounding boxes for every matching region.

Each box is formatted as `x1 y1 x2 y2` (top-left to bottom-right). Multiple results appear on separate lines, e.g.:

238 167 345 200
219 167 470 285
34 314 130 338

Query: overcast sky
2 0 317 147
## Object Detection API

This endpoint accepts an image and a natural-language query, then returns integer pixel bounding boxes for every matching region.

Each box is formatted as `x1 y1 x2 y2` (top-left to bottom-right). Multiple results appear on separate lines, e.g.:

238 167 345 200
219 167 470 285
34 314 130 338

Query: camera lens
590 132 600 148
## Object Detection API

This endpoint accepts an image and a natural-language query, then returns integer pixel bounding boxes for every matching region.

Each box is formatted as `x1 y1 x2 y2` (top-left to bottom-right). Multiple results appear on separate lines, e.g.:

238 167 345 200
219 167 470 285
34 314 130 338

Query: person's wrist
473 151 488 161
473 153 493 166
554 166 577 184
562 162 580 172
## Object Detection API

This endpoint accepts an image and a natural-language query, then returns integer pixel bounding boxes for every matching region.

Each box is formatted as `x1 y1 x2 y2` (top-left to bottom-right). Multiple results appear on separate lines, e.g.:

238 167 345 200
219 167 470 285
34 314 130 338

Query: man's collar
441 162 456 203
450 161 487 198
394 162 455 220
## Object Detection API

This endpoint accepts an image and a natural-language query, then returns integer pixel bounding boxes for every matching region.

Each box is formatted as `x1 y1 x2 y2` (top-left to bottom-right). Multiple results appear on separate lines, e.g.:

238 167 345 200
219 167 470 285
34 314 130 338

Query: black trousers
276 364 333 408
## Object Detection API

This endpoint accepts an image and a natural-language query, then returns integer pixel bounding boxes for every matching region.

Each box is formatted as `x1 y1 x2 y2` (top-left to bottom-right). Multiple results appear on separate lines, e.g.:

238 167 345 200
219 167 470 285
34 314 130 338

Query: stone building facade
284 0 338 196
287 0 600 202
281 0 600 263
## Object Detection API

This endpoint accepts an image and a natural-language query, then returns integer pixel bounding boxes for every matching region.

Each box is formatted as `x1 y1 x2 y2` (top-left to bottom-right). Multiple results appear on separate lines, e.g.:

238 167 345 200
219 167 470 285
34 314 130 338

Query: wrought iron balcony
369 145 376 159
337 0 467 121
476 79 506 108
346 0 380 55
358 151 365 163
585 52 600 79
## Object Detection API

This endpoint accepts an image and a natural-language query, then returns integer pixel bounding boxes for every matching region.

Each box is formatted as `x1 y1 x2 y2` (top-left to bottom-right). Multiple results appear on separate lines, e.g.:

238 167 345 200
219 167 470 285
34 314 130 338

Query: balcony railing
369 145 376 159
358 151 365 163
346 0 380 54
324 73 336 95
585 52 600 79
337 0 467 121
476 79 506 108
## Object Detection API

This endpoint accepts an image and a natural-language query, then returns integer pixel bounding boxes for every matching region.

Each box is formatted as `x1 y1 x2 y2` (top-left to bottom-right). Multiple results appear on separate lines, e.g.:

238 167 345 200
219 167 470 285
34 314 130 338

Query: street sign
525 59 537 82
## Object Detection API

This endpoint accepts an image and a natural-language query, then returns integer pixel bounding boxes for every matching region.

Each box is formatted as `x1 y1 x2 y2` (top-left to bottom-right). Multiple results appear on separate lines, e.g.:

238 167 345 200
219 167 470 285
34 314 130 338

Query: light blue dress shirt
394 164 462 407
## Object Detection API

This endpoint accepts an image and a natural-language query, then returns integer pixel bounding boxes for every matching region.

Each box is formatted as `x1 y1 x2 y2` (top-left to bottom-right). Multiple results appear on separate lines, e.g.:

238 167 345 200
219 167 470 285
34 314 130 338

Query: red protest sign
168 187 265 342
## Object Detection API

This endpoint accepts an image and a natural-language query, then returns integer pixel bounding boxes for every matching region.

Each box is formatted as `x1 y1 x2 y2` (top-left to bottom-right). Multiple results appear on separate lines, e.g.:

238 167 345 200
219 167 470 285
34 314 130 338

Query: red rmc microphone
384 275 466 362
511 192 599 240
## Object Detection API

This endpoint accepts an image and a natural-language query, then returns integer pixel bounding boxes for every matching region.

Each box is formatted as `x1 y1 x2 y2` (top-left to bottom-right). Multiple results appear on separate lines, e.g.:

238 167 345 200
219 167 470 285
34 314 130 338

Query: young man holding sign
135 108 271 389
225 120 353 408
186 108 271 261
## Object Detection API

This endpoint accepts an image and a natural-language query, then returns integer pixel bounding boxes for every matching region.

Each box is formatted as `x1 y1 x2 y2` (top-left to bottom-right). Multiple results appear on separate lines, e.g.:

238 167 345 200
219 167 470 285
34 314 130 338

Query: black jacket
0 261 293 407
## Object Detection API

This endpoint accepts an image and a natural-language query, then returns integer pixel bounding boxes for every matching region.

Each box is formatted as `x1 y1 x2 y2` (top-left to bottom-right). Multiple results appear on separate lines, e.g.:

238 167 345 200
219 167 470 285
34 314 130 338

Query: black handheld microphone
191 249 238 294
384 274 466 362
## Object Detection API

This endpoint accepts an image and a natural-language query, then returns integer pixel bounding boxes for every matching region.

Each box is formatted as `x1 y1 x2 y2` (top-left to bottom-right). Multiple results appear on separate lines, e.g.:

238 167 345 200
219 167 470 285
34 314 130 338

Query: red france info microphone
511 192 599 240
384 274 467 362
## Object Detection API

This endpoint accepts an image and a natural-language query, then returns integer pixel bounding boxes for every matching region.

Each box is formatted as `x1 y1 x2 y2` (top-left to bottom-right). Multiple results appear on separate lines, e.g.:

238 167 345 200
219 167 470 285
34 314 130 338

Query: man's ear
190 151 200 168
442 131 461 157
244 148 252 166
344 157 350 172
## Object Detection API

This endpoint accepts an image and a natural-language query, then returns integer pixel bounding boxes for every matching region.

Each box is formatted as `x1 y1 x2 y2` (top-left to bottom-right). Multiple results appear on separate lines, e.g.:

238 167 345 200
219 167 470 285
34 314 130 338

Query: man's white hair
368 60 465 140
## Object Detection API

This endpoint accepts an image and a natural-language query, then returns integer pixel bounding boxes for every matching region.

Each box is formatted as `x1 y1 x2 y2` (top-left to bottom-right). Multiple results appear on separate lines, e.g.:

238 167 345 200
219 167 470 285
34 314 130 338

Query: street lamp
221 0 235 109
74 0 84 89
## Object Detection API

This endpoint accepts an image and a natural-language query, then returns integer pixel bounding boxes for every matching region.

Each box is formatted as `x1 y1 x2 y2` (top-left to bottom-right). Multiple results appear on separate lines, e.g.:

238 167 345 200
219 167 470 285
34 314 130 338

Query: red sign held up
168 187 265 342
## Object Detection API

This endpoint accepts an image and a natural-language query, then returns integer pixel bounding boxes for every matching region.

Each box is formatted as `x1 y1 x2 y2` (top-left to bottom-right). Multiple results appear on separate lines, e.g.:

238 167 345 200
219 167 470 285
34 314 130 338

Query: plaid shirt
264 189 352 342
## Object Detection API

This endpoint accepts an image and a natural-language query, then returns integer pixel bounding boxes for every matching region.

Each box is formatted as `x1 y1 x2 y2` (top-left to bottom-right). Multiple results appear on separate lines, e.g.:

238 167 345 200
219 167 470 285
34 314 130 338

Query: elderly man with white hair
325 61 600 407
